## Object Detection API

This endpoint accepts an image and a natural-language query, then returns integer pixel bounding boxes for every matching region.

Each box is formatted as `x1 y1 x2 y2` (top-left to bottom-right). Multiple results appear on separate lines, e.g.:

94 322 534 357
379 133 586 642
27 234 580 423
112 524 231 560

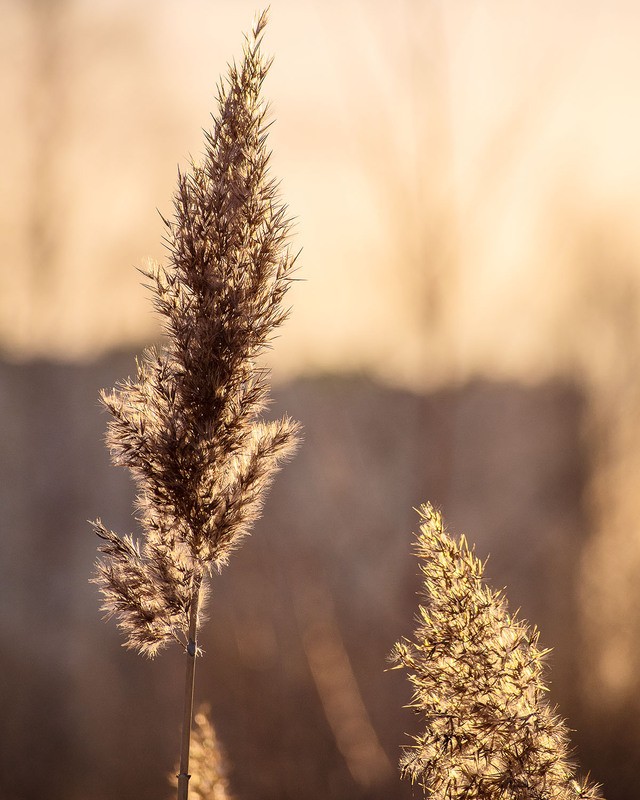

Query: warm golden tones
392 504 602 800
92 10 299 656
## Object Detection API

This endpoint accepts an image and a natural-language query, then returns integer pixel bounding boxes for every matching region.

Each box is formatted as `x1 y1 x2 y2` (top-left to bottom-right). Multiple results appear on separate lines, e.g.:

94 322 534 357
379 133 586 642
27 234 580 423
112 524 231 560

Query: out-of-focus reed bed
2 2 640 798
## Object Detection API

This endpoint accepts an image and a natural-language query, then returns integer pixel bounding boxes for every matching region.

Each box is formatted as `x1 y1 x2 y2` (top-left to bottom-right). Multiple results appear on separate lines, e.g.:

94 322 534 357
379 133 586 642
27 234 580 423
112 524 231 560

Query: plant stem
177 572 203 800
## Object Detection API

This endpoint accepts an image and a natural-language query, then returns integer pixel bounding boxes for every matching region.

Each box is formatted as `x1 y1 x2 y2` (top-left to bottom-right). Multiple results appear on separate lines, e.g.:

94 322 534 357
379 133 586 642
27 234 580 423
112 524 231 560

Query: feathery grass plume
91 10 298 798
391 503 603 800
170 705 233 800
92 6 298 656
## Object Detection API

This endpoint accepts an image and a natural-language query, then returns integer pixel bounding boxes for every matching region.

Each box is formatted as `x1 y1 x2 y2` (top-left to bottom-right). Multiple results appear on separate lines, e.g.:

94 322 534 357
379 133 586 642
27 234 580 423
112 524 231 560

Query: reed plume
91 10 298 798
391 503 603 800
170 705 233 800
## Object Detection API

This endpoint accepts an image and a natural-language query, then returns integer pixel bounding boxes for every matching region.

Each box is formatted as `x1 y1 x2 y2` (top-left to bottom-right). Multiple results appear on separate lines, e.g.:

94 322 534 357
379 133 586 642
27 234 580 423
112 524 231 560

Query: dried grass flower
391 503 603 800
170 705 233 800
91 9 299 659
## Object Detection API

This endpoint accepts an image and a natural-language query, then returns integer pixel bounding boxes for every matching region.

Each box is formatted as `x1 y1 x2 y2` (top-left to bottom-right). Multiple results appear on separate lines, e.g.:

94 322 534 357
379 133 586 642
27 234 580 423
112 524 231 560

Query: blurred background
2 0 640 797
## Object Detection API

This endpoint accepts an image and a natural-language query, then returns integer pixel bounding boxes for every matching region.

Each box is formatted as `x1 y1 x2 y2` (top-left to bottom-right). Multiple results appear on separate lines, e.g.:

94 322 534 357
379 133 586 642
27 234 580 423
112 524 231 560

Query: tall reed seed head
92 10 300 657
171 705 233 800
391 503 603 800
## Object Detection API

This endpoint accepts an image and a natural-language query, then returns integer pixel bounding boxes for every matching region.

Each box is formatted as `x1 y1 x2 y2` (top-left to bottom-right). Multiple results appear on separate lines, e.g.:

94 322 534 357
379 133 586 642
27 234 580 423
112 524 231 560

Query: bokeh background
2 0 640 798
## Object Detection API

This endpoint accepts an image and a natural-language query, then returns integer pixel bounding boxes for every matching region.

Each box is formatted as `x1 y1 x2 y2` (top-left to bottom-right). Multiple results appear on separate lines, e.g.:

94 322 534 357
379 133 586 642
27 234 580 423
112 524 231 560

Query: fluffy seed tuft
92 10 299 657
391 503 604 800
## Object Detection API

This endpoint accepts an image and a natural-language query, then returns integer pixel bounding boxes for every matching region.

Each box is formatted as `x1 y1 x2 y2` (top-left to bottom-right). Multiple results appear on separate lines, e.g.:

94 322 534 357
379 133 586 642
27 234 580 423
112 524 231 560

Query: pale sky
4 0 640 392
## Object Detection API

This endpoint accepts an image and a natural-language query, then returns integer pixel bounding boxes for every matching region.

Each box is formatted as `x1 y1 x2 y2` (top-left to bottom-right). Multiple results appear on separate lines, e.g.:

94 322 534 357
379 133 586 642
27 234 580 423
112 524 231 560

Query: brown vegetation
92 12 298 798
392 504 602 799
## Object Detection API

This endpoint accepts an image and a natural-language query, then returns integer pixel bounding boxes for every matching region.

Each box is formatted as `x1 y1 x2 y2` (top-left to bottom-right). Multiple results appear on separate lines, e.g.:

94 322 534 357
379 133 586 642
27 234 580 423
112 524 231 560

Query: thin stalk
177 572 203 800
